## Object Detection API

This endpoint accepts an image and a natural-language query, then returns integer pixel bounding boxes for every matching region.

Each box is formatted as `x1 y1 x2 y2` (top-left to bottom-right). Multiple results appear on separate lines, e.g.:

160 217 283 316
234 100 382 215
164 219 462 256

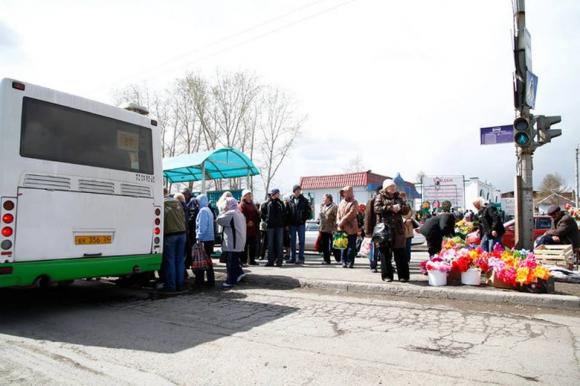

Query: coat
261 198 287 228
403 210 416 239
479 205 504 237
319 202 338 233
164 197 186 235
374 191 409 249
337 199 359 236
239 200 260 237
216 209 247 252
419 213 455 240
196 195 215 242
547 214 580 249
287 194 312 226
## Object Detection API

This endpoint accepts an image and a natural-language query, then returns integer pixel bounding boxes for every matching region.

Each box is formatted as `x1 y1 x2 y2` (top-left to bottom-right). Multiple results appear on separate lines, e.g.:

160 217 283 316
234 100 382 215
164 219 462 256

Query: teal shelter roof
163 148 260 183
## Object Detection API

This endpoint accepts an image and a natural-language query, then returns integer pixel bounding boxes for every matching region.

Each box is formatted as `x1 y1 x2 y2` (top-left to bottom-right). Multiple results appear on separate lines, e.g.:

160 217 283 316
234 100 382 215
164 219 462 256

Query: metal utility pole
513 0 534 250
574 145 580 208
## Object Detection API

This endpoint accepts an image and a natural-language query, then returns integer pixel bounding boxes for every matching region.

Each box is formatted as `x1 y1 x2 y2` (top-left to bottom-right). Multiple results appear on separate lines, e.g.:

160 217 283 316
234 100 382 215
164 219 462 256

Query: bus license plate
75 235 112 245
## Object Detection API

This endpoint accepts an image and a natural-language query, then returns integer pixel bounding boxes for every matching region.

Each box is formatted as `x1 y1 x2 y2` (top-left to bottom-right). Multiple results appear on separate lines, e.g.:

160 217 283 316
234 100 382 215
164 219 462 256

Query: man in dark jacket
287 185 312 264
420 212 458 256
544 205 580 249
474 197 504 252
261 189 287 267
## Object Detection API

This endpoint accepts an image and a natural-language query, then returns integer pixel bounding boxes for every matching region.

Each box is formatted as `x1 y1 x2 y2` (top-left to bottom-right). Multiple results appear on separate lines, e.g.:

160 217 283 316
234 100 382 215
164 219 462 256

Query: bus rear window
20 97 154 175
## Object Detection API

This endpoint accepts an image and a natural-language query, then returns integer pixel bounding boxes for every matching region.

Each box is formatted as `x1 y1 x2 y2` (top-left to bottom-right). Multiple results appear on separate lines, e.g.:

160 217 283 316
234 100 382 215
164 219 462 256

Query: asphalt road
1 282 579 385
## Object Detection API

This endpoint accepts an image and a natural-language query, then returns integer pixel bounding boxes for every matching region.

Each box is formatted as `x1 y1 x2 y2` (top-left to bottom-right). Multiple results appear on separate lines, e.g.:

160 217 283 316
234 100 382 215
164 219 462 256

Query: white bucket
428 270 447 286
461 268 482 286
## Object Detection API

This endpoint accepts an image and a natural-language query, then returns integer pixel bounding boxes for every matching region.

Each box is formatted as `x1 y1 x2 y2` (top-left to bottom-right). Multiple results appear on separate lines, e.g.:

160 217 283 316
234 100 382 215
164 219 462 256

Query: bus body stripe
0 254 161 287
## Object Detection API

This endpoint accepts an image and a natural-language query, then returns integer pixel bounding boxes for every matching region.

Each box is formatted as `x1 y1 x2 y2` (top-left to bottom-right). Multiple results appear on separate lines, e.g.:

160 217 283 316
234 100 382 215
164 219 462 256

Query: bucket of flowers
421 257 451 286
450 248 490 286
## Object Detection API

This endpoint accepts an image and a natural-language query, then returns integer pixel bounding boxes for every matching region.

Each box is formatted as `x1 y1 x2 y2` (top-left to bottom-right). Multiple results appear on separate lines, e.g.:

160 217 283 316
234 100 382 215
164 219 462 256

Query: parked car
305 220 320 251
466 215 553 248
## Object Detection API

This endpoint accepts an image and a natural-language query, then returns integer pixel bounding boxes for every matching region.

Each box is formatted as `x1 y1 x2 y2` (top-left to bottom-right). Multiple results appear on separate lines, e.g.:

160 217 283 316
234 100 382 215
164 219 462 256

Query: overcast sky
1 0 579 195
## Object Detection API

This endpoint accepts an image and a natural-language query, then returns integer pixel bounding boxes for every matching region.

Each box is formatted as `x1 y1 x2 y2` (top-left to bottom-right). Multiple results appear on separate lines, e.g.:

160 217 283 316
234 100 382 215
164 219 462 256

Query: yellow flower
516 267 530 284
534 266 550 281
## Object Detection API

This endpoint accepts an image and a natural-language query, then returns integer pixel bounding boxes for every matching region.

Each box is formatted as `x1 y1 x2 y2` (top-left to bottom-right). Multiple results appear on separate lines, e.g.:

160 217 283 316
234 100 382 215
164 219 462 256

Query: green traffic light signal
514 132 530 146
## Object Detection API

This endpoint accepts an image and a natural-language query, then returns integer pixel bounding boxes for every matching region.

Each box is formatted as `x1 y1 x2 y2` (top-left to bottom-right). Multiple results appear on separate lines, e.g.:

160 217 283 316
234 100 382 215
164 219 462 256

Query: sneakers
237 273 247 283
383 278 393 282
221 283 234 289
400 278 409 283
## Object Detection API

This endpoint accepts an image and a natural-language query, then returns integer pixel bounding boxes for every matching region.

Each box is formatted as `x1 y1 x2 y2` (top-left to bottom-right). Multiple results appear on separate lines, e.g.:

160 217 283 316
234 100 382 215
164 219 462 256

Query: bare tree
539 173 567 198
341 155 366 173
256 87 305 199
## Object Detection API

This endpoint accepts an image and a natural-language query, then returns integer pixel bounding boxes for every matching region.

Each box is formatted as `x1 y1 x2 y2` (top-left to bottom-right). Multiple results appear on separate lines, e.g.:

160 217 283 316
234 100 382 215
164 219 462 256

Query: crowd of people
160 178 580 292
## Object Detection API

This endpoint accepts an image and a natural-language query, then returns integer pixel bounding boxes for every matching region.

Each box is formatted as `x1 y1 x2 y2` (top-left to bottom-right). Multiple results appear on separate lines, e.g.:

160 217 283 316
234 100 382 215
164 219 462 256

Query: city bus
0 78 163 288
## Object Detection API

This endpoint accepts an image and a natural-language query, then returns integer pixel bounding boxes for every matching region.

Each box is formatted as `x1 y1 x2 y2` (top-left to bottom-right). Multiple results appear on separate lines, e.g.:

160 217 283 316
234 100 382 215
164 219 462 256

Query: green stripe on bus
0 254 162 288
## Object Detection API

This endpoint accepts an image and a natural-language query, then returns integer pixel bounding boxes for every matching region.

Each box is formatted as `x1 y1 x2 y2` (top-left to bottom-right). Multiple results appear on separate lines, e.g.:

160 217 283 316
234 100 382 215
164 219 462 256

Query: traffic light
513 116 534 147
535 115 562 145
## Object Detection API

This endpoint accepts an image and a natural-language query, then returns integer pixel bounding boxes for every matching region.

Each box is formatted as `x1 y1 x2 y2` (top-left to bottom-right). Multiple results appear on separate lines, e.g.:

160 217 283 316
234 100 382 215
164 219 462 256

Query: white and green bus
0 78 163 288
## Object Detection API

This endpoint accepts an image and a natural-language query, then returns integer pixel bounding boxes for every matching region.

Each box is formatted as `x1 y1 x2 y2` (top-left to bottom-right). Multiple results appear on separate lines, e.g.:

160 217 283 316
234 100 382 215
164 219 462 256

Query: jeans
163 233 186 291
289 224 306 261
481 234 501 252
267 227 284 265
341 235 357 267
379 245 409 281
225 251 244 285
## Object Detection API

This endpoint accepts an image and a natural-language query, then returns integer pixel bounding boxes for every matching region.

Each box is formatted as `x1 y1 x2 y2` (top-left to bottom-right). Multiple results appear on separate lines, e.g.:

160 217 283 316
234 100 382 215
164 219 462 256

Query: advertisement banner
422 175 465 209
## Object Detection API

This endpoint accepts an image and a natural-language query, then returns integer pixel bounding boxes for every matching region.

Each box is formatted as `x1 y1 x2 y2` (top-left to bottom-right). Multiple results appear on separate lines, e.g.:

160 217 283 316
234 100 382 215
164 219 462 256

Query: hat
292 185 301 192
473 197 488 207
241 189 252 198
270 188 280 195
547 205 561 215
382 179 396 190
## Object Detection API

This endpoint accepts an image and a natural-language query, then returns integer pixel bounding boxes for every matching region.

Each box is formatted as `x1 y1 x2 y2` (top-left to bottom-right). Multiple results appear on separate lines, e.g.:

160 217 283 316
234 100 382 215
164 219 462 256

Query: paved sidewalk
212 252 580 311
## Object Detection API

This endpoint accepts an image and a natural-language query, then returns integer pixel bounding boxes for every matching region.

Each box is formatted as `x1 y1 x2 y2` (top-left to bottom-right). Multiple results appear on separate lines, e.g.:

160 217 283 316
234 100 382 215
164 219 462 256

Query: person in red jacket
239 189 260 266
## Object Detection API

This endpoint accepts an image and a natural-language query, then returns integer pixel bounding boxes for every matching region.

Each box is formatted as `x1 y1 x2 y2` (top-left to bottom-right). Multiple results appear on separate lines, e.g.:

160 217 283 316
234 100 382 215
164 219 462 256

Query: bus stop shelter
162 147 260 193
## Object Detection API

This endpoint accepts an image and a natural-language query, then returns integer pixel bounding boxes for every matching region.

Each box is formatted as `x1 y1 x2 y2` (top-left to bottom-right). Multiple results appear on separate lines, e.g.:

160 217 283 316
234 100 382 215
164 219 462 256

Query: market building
300 171 420 218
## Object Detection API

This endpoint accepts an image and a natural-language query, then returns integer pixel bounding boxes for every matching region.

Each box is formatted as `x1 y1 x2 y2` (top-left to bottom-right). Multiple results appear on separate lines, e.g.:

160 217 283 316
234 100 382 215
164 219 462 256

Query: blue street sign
480 125 514 145
526 71 538 109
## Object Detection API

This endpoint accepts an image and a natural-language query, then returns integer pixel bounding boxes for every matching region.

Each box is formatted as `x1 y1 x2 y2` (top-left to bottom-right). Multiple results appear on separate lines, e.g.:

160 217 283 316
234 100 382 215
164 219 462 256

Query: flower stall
421 238 554 293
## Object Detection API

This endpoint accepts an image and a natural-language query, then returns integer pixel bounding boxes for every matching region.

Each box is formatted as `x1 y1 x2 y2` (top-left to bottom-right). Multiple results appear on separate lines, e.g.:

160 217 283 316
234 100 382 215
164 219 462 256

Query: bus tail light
154 227 161 235
2 227 13 237
12 81 25 91
3 201 14 211
2 214 14 224
0 266 13 275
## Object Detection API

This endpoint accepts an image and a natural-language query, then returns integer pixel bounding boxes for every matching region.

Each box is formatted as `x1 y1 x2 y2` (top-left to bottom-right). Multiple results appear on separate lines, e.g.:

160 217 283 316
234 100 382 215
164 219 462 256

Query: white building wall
464 178 502 211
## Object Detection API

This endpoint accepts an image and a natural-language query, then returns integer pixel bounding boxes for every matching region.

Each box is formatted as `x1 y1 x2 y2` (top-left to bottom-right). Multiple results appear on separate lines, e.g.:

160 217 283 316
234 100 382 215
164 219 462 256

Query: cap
241 189 252 198
547 205 561 215
292 185 301 192
270 188 280 195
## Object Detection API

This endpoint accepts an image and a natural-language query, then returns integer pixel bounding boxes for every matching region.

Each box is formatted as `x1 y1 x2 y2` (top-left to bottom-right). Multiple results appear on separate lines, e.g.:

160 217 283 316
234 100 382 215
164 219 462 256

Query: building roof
300 171 389 190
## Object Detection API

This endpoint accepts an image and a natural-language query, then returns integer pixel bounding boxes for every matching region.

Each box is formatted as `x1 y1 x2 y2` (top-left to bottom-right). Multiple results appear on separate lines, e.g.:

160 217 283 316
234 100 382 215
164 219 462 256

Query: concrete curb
246 274 580 311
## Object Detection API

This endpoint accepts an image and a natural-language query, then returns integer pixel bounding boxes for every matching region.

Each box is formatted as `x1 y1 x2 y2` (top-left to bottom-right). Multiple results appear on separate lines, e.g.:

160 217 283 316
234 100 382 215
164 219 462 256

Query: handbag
359 237 372 257
191 242 213 270
372 223 391 245
332 231 348 250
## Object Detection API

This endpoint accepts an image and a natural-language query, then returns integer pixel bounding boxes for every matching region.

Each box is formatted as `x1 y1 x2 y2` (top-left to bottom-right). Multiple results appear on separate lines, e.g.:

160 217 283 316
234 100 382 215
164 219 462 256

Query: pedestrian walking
216 197 247 288
374 179 410 282
337 186 359 268
319 193 338 264
287 185 312 264
261 189 286 267
239 189 260 266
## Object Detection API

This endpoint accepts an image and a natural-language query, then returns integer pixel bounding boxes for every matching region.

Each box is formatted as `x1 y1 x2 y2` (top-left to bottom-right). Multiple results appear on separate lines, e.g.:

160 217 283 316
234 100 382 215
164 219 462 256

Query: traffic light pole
513 0 535 250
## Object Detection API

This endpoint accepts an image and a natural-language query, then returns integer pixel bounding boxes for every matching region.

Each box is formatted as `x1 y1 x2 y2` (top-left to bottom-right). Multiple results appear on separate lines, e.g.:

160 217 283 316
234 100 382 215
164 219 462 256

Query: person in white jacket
216 197 247 288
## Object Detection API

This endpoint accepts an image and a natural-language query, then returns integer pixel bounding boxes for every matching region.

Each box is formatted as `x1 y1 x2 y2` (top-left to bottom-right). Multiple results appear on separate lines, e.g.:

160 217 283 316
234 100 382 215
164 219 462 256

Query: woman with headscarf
374 179 410 282
216 197 247 288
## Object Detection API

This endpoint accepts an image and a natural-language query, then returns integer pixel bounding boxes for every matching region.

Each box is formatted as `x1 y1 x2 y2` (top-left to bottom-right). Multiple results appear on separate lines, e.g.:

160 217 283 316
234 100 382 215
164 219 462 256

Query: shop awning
162 147 260 184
